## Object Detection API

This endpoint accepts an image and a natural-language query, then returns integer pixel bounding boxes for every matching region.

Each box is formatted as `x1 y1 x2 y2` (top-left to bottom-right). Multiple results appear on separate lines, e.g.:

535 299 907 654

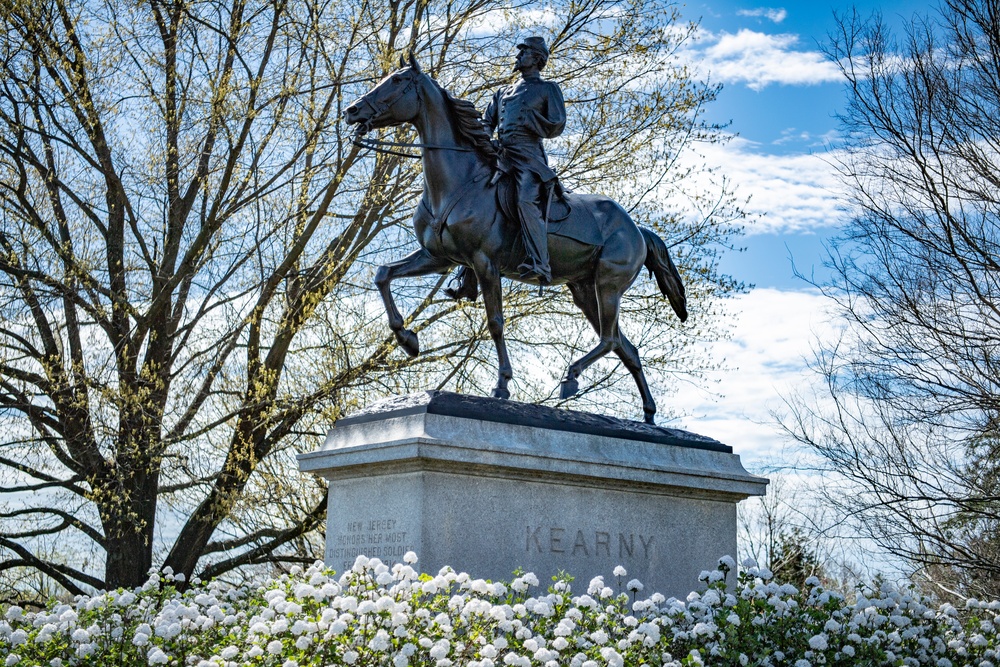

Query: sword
539 184 554 296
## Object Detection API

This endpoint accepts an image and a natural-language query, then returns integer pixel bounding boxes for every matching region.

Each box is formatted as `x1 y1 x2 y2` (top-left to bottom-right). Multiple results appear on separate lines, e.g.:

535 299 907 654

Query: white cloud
772 128 840 146
666 288 912 579
670 287 839 467
737 7 788 24
681 135 847 235
691 29 841 90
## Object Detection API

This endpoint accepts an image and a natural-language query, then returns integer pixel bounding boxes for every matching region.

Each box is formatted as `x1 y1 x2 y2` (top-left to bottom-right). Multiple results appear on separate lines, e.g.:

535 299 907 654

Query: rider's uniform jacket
483 74 566 183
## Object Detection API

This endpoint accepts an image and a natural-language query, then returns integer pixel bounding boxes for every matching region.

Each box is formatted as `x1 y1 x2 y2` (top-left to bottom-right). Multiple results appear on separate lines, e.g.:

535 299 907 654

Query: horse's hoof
396 329 419 357
643 404 656 425
491 386 510 400
560 378 579 399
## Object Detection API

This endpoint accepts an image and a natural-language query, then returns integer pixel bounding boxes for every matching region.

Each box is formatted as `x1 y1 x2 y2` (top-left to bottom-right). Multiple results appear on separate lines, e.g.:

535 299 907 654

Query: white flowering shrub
2 553 999 666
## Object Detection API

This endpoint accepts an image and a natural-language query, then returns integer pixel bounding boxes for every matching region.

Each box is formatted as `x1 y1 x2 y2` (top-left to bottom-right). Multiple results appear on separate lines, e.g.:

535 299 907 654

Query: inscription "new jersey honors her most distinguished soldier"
525 526 655 559
327 517 415 570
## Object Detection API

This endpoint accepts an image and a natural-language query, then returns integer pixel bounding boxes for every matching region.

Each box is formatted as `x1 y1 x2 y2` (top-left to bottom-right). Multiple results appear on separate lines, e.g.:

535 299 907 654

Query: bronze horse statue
344 55 687 424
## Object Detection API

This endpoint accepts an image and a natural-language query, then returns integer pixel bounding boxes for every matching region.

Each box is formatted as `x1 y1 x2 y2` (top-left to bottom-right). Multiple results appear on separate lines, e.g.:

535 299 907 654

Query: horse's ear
408 52 421 73
399 55 406 69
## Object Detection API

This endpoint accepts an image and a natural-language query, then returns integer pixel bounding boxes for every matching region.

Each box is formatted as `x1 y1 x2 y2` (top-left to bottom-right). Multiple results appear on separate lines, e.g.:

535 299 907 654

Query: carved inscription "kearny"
327 518 415 570
525 526 654 558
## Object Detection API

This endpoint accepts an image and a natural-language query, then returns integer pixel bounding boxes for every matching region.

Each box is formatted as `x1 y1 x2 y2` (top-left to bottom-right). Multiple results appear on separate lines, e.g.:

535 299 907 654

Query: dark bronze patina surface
344 48 688 424
337 391 731 453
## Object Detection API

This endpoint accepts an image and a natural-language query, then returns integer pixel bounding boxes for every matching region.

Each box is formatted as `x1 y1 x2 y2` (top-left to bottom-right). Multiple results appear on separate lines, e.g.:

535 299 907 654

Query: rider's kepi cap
516 36 549 59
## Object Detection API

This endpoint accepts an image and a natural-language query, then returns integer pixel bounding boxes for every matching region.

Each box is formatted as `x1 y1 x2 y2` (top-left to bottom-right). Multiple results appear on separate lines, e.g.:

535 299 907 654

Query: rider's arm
482 89 501 134
528 82 566 139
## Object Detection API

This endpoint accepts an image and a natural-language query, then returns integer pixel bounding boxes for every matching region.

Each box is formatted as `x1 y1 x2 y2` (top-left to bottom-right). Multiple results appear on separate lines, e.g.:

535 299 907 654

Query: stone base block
298 392 767 598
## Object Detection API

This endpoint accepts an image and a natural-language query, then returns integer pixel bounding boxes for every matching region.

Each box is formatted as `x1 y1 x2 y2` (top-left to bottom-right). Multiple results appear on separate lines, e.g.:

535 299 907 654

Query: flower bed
1 554 998 666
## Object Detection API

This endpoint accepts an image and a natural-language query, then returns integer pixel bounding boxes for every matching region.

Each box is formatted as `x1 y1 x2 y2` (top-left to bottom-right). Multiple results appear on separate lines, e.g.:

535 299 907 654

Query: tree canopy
0 0 744 599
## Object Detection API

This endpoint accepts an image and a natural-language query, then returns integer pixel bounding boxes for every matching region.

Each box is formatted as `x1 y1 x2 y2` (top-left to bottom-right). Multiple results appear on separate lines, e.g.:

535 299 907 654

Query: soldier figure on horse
486 36 565 284
344 47 687 423
448 37 565 298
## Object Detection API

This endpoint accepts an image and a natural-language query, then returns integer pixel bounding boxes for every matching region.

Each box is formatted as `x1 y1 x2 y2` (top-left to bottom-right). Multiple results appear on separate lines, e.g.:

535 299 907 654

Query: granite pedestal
297 392 768 598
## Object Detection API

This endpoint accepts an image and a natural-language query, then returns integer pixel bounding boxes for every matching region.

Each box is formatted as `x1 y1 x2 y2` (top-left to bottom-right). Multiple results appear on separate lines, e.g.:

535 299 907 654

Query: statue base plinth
297 391 767 597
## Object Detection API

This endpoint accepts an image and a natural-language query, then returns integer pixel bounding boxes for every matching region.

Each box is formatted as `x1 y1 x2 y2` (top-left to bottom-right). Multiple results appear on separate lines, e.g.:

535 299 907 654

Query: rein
352 135 476 160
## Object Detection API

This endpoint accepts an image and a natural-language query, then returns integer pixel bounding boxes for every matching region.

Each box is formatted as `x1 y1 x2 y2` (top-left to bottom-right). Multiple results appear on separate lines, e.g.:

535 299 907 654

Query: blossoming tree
0 0 745 599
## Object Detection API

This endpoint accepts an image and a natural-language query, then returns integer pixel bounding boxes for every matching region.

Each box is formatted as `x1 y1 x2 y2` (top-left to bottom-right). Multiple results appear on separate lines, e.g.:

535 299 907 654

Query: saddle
445 176 611 301
494 174 604 247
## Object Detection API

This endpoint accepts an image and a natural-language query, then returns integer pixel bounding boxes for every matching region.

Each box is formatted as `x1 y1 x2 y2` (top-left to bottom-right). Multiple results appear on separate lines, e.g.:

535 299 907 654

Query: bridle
350 69 476 159
353 69 420 130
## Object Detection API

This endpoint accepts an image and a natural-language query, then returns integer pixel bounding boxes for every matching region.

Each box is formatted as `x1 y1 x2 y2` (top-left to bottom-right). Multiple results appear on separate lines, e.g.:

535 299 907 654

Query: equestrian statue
344 41 687 424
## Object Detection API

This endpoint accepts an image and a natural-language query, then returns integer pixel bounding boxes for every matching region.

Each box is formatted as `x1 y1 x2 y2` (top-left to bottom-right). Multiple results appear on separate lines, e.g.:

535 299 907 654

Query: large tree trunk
104 525 155 589
97 459 159 589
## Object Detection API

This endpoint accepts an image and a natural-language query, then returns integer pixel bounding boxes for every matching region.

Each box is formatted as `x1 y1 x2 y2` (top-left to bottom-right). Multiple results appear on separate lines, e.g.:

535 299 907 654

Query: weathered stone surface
298 392 768 597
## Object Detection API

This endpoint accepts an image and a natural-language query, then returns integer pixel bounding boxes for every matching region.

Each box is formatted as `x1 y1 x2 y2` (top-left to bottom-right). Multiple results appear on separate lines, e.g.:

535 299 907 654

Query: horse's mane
429 79 498 164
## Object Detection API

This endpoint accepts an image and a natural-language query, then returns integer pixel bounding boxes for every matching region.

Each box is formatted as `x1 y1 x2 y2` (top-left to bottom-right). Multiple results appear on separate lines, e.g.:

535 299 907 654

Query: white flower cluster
1 553 998 666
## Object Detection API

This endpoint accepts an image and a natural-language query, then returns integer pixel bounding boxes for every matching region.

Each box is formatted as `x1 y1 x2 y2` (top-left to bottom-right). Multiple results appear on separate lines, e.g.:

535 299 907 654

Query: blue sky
685 0 934 290
655 2 924 572
616 1 948 576
654 2 935 477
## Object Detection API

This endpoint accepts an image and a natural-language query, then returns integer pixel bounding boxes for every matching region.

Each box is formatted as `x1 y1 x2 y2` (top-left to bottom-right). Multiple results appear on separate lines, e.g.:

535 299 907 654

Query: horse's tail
640 227 688 322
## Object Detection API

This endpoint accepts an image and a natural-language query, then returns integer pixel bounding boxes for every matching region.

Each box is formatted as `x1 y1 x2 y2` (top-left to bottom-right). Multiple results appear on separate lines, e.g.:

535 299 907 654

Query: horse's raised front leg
472 253 512 400
375 249 454 357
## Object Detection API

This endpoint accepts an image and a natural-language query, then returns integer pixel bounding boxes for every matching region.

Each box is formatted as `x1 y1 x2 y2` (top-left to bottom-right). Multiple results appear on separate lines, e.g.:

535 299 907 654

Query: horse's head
344 55 424 136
